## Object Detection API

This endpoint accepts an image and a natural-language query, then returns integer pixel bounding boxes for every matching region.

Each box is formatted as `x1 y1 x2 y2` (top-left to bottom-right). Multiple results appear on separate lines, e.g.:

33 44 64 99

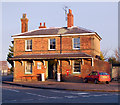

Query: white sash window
73 38 80 49
25 61 32 74
25 40 32 51
73 60 81 73
49 39 56 50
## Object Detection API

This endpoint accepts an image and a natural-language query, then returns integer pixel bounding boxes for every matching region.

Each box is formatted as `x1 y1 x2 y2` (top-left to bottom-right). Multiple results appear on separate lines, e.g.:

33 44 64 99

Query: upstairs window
49 39 56 50
73 60 81 73
25 40 32 51
73 38 80 49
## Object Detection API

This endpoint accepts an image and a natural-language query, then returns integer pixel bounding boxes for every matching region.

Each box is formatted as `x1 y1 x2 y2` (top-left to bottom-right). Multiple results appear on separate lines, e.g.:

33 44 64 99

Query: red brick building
10 9 111 82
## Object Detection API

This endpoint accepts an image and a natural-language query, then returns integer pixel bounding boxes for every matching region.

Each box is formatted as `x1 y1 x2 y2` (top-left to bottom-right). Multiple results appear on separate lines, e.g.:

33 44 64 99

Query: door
48 60 57 79
53 63 57 79
48 61 54 79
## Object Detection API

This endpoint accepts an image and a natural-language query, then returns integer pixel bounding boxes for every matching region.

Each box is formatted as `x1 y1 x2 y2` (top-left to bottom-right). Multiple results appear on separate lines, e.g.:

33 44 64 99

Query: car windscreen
99 72 109 75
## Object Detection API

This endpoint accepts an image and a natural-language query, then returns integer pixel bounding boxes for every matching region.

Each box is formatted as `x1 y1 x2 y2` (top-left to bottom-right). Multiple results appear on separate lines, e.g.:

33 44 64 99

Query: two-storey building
10 9 111 82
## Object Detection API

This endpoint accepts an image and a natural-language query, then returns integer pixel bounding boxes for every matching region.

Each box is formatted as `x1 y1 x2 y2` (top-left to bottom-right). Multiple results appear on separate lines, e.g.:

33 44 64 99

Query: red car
84 71 111 84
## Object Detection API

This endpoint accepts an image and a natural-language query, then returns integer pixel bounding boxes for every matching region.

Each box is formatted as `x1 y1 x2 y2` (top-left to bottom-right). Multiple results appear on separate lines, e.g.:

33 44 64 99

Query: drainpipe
60 34 62 81
60 34 62 54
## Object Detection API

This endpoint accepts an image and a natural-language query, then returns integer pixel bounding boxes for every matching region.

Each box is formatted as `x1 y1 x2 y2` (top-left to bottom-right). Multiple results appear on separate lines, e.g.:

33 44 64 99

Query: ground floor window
37 62 42 69
73 60 81 73
25 61 32 74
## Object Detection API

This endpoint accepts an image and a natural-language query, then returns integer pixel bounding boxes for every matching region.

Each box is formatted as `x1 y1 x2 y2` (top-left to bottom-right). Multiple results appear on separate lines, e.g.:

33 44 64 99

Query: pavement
2 75 120 92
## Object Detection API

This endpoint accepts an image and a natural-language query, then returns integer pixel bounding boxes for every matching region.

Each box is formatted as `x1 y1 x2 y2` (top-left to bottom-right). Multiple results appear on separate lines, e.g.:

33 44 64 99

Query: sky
1 2 118 66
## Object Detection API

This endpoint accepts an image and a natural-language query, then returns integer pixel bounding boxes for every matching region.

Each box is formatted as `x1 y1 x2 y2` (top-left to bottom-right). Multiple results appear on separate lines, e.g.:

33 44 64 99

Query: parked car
84 71 111 84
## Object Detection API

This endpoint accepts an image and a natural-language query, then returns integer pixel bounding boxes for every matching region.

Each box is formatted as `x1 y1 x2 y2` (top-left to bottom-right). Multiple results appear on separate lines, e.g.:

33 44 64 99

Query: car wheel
85 78 88 83
106 81 109 84
94 79 98 84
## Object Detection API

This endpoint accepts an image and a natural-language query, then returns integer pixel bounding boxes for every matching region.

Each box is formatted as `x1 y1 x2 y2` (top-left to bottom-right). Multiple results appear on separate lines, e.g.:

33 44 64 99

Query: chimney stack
21 13 28 33
39 22 46 29
67 9 74 28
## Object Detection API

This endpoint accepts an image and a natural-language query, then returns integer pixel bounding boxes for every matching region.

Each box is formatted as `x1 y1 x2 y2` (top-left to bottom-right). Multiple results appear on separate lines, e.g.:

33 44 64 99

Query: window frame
37 62 42 69
73 60 81 74
48 38 56 50
25 61 32 74
72 37 80 50
25 40 32 51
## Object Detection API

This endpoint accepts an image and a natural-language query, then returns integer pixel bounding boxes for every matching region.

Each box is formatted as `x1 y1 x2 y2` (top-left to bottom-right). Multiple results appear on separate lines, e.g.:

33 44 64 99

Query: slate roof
9 53 92 60
12 26 95 37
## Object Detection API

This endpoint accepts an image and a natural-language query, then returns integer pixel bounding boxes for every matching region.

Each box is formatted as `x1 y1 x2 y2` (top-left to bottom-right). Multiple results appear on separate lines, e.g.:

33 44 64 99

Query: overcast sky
1 2 118 64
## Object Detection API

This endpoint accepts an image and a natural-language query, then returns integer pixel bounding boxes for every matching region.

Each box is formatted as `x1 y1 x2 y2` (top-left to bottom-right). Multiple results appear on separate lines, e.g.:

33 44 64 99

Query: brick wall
14 59 111 82
94 59 112 75
13 60 48 82
14 35 100 57
61 59 112 82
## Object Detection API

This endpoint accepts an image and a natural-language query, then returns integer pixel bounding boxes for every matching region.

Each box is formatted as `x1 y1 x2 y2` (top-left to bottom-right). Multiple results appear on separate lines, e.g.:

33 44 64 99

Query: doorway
48 60 57 79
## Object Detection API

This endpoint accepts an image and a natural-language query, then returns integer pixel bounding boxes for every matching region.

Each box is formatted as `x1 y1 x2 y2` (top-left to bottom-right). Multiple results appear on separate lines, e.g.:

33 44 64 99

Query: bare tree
101 48 111 61
113 48 120 62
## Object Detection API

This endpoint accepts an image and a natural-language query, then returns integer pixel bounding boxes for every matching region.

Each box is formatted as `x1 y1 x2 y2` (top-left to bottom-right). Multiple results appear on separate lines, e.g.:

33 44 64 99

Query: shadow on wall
2 74 13 82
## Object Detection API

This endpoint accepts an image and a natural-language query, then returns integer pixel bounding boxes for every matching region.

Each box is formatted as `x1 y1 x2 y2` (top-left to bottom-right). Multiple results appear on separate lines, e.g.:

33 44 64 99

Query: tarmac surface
2 75 120 92
2 83 119 103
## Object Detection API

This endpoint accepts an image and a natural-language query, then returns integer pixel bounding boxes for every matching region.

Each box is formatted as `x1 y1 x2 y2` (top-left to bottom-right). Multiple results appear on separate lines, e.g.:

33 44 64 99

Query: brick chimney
39 22 46 28
67 9 74 28
21 13 28 33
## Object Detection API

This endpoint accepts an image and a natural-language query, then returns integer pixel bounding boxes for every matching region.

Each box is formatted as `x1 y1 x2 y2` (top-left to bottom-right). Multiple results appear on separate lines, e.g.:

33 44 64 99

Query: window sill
48 49 56 51
73 72 81 74
25 50 32 52
25 73 32 75
73 48 80 50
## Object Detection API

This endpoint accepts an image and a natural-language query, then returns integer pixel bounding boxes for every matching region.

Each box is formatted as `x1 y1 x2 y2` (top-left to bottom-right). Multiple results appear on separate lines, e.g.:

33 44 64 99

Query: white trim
73 60 81 74
13 61 15 67
58 60 60 65
22 61 24 66
69 60 71 65
33 60 35 66
37 62 42 69
62 33 95 36
91 58 94 66
43 60 45 66
72 38 80 50
25 61 32 74
25 40 32 51
25 49 32 51
25 40 27 51
82 59 84 65
12 33 96 39
48 39 50 50
48 39 56 50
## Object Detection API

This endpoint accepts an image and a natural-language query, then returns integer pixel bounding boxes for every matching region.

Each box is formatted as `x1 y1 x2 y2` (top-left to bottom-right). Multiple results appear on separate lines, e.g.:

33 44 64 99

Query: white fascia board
12 33 95 39
12 35 60 39
62 33 95 36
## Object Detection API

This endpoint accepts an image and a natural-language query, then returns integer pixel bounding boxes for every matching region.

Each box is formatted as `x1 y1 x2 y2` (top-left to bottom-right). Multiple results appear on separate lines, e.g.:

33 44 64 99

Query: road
2 83 119 103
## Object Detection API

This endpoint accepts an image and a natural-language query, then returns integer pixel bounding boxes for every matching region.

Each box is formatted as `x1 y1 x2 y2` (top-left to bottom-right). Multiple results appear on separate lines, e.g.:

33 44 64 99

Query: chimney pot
69 9 72 14
23 13 26 18
40 23 42 26
44 22 45 27
39 22 46 28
